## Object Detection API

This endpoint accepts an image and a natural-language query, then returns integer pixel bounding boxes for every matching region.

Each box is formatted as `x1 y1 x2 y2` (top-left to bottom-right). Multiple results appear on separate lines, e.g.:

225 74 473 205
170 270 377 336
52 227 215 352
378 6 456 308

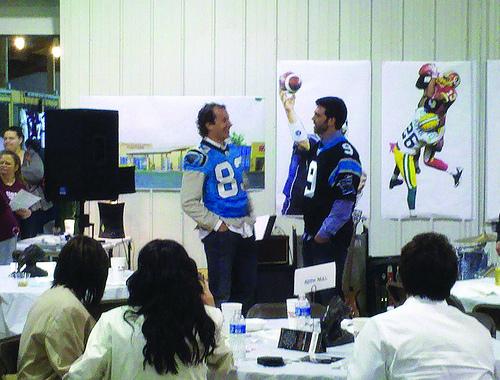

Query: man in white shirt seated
348 232 495 380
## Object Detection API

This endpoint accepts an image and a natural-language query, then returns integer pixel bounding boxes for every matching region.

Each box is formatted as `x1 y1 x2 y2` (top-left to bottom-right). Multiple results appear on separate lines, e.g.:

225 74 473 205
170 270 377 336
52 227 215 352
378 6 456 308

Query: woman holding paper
0 150 31 263
0 188 20 265
3 126 52 238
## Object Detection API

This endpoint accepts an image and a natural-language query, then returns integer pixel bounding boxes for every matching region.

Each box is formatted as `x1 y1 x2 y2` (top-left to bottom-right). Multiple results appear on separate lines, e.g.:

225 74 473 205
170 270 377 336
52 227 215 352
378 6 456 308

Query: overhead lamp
13 36 26 50
51 45 62 58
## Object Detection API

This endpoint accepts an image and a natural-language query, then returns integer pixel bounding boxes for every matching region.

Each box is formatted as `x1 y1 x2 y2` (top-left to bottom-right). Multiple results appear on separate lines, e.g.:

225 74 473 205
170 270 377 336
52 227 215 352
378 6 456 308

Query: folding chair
88 298 128 321
472 304 500 331
0 334 21 379
247 302 325 319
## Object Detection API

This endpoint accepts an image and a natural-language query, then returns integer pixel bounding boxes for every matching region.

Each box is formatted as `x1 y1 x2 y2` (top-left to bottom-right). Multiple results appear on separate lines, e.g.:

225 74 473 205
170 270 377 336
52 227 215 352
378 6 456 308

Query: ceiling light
13 37 25 50
51 46 62 58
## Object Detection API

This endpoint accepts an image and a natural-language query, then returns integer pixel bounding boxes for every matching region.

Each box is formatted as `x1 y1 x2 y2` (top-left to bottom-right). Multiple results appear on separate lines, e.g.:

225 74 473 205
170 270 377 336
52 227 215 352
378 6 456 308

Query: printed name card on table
277 328 326 353
294 262 335 296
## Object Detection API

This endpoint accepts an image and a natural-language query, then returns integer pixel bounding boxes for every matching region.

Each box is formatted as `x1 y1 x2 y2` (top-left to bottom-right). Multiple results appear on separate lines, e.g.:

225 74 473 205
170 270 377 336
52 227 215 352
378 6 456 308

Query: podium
255 235 295 303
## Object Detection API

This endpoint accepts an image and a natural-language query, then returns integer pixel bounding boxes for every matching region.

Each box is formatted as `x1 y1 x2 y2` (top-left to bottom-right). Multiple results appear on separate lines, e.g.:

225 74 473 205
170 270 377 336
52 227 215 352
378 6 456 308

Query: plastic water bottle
295 295 312 331
229 311 246 361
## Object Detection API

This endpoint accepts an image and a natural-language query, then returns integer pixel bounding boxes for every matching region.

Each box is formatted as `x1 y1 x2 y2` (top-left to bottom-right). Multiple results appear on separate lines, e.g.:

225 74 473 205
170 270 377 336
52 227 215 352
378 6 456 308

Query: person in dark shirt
279 91 362 303
3 126 53 238
0 150 31 264
0 190 20 265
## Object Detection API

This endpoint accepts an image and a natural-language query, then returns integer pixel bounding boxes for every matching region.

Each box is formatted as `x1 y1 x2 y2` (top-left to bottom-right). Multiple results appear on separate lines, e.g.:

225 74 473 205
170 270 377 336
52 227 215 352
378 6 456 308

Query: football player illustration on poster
389 64 463 216
413 64 462 177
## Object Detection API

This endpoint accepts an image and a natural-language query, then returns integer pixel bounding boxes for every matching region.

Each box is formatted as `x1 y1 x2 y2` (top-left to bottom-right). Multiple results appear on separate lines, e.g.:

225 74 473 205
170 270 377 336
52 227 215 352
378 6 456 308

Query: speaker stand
77 201 93 236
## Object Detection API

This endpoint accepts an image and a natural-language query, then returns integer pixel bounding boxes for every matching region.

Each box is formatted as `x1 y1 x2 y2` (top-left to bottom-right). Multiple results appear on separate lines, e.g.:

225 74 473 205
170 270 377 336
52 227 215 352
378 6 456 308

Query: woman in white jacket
66 239 233 379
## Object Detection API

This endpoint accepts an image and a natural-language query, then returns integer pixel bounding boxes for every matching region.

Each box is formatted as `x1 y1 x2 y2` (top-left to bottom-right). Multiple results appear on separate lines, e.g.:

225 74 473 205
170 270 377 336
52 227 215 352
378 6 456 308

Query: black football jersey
302 134 362 237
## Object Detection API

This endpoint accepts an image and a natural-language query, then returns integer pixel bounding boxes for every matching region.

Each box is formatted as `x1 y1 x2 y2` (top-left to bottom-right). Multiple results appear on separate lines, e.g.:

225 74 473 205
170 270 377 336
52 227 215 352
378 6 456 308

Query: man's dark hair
315 97 347 129
400 232 457 301
125 239 216 375
25 138 42 154
3 126 25 143
53 235 109 307
196 103 226 137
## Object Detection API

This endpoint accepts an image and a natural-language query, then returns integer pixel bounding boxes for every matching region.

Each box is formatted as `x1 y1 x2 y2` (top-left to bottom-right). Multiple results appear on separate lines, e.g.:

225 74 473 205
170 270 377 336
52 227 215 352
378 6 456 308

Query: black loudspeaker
45 109 119 201
117 166 136 194
98 202 125 238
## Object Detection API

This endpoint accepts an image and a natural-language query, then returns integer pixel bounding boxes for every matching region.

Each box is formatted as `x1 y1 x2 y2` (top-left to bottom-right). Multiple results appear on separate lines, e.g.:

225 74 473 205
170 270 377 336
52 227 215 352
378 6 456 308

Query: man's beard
314 122 327 135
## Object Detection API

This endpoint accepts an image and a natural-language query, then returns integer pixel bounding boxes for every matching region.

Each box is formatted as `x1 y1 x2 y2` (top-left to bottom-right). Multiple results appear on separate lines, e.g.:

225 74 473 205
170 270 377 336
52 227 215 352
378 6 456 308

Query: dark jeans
302 234 350 305
203 230 257 315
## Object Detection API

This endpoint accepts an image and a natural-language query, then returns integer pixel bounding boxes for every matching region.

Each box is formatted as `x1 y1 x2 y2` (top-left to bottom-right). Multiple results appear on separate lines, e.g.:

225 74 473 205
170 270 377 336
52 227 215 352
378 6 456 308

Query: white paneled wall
56 0 500 268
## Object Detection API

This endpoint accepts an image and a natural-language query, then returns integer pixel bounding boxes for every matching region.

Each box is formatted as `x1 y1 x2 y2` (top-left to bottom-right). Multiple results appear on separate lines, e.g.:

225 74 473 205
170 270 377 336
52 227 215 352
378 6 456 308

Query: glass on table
13 272 31 287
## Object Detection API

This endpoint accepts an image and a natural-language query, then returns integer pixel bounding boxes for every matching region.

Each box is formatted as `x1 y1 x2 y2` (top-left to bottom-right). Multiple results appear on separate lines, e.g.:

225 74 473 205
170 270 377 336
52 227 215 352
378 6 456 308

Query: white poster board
275 61 371 217
486 60 500 221
80 96 266 190
380 61 474 219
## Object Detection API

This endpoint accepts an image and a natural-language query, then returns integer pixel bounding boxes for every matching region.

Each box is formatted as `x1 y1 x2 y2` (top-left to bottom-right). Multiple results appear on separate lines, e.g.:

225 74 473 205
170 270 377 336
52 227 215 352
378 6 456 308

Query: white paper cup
286 298 298 329
64 219 75 235
111 257 127 271
221 302 242 333
352 317 370 337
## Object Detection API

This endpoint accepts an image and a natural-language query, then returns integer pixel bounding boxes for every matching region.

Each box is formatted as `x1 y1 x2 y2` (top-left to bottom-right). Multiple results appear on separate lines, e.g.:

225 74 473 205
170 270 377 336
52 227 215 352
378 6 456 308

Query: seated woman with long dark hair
18 235 109 379
67 239 233 379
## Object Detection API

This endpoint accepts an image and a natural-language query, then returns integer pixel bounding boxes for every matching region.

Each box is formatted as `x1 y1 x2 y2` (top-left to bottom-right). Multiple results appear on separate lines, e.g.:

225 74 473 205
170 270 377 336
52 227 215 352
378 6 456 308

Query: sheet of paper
9 189 40 211
254 215 270 240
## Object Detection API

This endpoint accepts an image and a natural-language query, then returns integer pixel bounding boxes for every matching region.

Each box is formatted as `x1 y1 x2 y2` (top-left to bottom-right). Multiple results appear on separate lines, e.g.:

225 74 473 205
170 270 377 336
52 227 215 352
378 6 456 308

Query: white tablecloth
451 278 500 312
228 318 500 380
226 319 349 380
16 235 132 262
0 264 130 338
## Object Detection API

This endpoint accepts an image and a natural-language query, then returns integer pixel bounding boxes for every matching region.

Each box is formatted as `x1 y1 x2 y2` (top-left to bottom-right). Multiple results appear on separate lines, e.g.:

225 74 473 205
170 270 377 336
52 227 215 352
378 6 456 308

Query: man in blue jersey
280 91 362 304
181 103 256 313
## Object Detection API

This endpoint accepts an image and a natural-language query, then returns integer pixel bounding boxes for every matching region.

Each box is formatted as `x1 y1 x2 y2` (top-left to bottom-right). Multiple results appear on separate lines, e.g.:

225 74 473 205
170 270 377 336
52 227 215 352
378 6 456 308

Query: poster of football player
381 61 474 219
276 61 371 217
80 96 265 190
486 60 500 221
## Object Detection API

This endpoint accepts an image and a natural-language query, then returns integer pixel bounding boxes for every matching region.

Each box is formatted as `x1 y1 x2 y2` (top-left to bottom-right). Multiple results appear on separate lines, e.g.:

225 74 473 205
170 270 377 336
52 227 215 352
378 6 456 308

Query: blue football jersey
183 140 249 218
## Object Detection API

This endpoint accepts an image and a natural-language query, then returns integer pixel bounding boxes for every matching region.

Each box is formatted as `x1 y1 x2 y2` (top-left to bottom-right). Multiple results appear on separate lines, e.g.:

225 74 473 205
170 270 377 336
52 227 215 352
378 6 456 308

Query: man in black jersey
280 91 362 303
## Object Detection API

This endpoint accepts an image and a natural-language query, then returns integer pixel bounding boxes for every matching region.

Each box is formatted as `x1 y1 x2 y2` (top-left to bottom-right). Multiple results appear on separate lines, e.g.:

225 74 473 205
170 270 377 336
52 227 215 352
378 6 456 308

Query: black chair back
446 295 466 313
472 304 500 331
468 311 496 338
247 302 325 319
88 298 128 321
0 334 21 376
